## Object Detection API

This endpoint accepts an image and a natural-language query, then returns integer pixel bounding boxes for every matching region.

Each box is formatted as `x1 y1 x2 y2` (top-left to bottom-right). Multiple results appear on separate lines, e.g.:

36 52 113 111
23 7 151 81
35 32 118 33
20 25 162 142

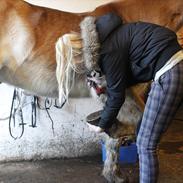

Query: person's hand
87 123 104 133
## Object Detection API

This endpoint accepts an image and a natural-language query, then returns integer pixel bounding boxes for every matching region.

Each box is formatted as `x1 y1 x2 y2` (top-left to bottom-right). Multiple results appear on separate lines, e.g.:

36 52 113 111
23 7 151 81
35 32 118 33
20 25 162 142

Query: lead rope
30 96 37 128
9 89 25 140
8 89 39 139
45 98 55 135
8 89 66 139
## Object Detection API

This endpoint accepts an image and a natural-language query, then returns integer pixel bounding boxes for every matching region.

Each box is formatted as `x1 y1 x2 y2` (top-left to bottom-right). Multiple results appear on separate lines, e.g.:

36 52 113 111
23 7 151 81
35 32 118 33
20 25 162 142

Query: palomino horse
0 0 183 99
0 0 183 182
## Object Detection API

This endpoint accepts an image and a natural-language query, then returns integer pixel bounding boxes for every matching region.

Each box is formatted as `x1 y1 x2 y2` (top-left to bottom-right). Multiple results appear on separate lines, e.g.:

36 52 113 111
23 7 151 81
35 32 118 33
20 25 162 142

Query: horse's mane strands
55 33 85 104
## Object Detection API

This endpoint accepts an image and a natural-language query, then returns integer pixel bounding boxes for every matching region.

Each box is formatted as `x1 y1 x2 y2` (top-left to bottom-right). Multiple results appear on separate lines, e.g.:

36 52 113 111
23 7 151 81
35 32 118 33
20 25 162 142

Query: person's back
97 17 182 84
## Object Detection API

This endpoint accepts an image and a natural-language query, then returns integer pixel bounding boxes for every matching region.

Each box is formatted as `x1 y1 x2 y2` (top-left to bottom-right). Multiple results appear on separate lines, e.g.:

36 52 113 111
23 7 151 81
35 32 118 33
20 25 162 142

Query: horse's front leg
102 136 128 183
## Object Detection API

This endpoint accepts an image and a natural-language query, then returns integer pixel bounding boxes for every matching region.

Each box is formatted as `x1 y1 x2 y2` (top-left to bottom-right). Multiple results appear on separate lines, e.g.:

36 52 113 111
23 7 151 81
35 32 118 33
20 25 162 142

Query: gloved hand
87 122 104 133
86 70 106 96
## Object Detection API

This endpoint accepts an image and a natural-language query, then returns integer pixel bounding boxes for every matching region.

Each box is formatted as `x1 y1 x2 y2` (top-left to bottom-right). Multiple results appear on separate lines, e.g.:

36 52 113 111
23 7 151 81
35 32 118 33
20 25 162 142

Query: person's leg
136 117 142 136
136 62 183 183
136 83 151 136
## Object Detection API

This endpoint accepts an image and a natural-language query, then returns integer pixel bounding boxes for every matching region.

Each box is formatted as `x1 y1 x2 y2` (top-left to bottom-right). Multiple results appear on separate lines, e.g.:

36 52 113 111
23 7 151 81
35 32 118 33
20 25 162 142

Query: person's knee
136 138 156 155
136 138 144 154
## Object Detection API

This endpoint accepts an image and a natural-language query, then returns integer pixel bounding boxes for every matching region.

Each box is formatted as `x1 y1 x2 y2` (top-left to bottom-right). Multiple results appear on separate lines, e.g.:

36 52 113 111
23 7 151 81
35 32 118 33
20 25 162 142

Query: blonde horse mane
55 33 85 103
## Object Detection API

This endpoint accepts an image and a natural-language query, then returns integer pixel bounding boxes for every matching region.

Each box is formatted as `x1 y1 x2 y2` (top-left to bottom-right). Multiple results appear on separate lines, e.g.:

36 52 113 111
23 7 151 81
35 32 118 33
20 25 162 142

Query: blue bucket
102 142 138 164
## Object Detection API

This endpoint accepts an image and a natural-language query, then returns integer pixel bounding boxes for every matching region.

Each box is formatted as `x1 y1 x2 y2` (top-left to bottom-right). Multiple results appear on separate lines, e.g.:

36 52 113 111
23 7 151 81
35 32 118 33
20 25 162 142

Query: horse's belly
0 66 58 98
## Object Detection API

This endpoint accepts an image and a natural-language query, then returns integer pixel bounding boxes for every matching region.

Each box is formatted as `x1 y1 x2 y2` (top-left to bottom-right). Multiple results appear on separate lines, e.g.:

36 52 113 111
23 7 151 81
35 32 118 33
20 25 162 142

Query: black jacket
96 13 182 129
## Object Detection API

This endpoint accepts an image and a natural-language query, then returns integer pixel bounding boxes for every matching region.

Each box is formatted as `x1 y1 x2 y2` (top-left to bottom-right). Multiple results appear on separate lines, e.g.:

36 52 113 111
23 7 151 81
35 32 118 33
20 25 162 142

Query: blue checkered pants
136 62 183 183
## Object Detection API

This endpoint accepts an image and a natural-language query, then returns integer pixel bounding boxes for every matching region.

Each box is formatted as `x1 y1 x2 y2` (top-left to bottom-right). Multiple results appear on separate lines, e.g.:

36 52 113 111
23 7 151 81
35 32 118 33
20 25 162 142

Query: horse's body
0 0 183 98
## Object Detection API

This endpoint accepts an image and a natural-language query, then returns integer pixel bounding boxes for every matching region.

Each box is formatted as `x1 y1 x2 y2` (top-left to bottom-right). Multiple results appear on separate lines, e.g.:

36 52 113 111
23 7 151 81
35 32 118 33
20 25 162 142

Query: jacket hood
80 16 100 72
80 13 122 72
96 13 122 43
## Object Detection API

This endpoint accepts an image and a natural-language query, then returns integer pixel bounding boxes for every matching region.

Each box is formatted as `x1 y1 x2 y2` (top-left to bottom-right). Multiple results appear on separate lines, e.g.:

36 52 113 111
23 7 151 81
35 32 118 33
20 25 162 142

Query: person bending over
56 13 183 183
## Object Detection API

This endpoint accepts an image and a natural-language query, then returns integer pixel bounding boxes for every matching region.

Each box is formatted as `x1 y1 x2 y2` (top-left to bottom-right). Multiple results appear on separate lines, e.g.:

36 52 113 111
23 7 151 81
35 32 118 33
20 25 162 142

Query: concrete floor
0 109 183 183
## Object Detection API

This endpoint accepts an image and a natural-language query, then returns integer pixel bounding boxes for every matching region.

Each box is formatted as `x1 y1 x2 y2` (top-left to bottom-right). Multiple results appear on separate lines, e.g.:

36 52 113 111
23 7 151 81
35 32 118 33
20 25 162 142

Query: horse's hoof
115 176 129 183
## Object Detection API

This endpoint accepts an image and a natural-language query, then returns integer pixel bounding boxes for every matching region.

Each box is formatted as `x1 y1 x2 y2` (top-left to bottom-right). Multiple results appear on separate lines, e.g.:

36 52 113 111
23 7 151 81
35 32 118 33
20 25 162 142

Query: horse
0 0 183 99
0 0 183 182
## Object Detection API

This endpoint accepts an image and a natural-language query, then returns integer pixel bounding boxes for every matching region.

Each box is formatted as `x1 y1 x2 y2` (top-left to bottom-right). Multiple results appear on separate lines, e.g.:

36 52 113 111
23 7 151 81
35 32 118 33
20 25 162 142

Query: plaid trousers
136 61 183 183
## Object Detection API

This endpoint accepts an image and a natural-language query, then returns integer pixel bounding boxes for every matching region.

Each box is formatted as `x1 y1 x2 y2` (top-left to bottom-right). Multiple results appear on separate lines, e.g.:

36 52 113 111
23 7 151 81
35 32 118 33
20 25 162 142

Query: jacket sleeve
98 51 127 129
